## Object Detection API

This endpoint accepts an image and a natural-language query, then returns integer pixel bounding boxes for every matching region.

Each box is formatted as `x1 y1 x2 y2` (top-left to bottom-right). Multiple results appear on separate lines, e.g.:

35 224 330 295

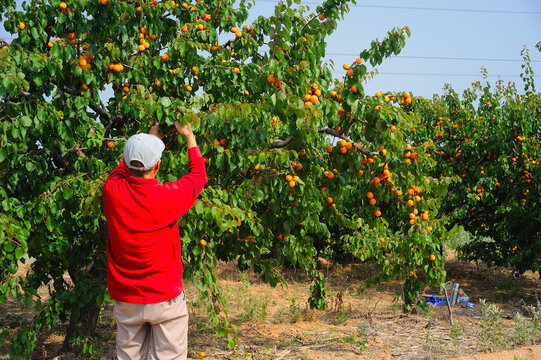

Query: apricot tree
409 54 540 275
1 0 449 356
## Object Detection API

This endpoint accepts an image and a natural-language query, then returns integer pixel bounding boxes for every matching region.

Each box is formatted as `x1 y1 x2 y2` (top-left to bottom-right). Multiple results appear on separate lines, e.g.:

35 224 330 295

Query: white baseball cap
123 133 165 171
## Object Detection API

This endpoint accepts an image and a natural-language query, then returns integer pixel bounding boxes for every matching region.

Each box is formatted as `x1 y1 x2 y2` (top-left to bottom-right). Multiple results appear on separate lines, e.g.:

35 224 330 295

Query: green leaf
14 247 24 260
25 162 35 172
160 97 171 107
63 187 73 200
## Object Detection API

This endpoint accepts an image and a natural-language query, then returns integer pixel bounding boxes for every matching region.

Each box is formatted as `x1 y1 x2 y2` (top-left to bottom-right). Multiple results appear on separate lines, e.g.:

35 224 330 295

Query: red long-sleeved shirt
103 146 207 303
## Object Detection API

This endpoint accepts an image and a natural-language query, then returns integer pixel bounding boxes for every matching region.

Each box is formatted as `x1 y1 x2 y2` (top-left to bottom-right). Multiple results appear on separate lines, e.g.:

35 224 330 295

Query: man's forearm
184 134 197 149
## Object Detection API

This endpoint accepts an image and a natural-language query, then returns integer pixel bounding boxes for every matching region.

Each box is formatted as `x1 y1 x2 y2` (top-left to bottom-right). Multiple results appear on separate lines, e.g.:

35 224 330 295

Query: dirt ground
1 254 540 360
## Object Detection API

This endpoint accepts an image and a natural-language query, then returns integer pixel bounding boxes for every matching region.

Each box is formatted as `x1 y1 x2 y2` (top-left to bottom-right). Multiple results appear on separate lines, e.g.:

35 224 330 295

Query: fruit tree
0 0 451 356
408 50 540 276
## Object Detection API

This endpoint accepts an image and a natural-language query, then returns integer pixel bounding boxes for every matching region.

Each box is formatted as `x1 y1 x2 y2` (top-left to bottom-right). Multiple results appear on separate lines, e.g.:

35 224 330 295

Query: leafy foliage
3 0 537 358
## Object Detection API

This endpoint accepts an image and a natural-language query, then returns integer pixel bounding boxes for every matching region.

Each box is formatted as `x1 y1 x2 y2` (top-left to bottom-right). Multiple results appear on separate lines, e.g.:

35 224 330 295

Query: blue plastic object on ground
426 296 447 306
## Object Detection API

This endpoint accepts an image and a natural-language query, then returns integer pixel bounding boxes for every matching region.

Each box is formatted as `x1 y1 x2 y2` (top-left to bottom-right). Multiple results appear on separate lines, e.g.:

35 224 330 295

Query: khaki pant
114 292 188 360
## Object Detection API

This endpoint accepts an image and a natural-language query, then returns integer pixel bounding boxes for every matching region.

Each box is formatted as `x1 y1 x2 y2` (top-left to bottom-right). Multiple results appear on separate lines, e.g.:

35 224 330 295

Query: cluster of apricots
304 83 322 107
213 139 227 147
285 174 300 188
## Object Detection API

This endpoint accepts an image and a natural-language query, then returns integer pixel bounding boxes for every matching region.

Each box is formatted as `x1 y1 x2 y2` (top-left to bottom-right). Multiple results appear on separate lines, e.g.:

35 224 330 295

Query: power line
330 70 540 78
257 0 541 15
327 53 541 63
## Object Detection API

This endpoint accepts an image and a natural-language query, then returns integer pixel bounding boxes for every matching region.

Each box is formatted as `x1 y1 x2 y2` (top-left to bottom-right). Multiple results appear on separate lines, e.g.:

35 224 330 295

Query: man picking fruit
103 121 207 359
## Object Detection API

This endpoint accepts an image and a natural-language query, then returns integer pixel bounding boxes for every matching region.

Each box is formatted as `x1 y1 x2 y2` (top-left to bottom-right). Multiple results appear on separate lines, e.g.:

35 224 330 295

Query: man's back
103 144 207 303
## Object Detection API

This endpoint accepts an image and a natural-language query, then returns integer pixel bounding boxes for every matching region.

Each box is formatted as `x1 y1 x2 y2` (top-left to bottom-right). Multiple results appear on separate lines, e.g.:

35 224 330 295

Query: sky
1 0 540 98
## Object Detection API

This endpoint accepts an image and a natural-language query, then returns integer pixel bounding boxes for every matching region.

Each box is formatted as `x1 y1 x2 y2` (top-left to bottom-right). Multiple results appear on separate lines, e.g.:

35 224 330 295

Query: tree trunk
61 261 107 354
61 301 102 354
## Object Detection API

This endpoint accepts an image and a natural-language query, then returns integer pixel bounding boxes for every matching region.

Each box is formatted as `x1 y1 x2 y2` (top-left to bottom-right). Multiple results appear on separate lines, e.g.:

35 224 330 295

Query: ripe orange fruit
395 190 402 196
369 198 376 206
213 140 220 147
59 2 67 10
407 188 414 196
429 254 436 261
138 44 145 51
351 85 358 93
342 63 350 70
81 83 89 91
355 58 362 64
162 53 169 62
318 14 325 21
375 91 382 97
326 145 333 153
375 210 381 217
220 139 227 146
182 25 188 33
340 147 347 154
48 41 53 48
234 67 240 74
107 141 115 148
289 180 296 188
200 239 207 246
407 199 414 206
374 105 380 112
326 197 333 204
403 92 410 99
366 192 374 199
231 26 238 33
199 351 205 358
18 22 25 30
309 95 318 104
113 63 124 72
337 108 345 117
122 86 129 93
235 31 242 38
100 0 108 4
286 175 293 182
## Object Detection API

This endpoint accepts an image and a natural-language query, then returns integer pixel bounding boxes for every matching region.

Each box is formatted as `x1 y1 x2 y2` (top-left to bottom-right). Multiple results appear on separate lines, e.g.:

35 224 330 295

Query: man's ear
154 159 161 172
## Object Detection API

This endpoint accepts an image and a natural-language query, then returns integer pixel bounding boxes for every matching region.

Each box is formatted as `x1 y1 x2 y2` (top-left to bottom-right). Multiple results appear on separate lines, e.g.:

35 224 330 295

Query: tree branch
270 136 293 148
445 208 487 232
318 127 379 157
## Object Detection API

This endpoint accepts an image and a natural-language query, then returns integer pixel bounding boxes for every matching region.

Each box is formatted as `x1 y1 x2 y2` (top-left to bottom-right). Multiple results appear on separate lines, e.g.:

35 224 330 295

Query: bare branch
318 127 379 157
270 136 293 148
432 137 465 146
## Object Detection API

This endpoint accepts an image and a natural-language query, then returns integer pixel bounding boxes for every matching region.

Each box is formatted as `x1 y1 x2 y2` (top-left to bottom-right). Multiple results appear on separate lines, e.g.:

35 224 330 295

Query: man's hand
174 121 198 148
149 123 163 139
173 121 193 137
